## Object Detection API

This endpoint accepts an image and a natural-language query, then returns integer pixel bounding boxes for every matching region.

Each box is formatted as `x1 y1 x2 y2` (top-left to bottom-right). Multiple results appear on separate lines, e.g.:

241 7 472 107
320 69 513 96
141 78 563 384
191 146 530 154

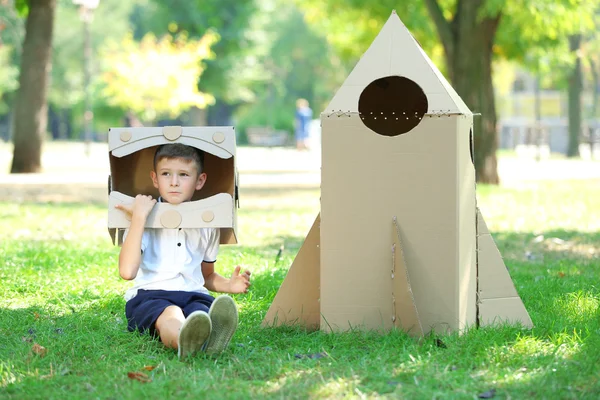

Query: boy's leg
155 305 186 349
155 306 212 359
205 295 238 355
126 290 212 359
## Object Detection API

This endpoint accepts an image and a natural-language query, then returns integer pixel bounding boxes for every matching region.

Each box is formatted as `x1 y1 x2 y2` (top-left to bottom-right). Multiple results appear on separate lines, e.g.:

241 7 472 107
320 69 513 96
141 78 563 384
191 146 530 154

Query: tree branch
423 0 454 58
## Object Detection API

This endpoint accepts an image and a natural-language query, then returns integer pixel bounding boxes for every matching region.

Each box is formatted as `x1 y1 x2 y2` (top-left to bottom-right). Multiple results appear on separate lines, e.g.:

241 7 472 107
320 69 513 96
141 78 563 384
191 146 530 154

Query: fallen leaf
558 272 566 278
34 312 40 320
32 343 47 357
143 365 158 371
127 371 152 383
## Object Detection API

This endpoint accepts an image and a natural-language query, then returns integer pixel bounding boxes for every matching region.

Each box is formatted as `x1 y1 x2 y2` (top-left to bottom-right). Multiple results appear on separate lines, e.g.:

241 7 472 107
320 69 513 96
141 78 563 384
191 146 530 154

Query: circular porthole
358 76 428 136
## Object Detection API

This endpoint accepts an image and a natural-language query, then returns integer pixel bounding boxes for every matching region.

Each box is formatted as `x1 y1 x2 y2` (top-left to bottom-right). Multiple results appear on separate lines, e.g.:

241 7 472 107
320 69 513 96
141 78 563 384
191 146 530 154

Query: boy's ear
196 172 207 190
150 170 159 189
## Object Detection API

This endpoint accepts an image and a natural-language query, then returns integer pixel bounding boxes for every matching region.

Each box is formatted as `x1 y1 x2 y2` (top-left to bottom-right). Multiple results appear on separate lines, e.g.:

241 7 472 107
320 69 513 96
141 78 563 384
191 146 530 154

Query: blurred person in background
294 98 312 150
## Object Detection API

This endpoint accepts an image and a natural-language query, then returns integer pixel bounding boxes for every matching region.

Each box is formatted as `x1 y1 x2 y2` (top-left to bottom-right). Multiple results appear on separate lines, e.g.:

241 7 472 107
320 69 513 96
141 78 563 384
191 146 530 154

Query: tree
299 0 595 183
99 32 217 123
423 0 501 183
567 34 583 157
47 0 142 139
10 0 56 173
131 0 261 125
235 2 352 138
0 46 19 115
0 3 21 116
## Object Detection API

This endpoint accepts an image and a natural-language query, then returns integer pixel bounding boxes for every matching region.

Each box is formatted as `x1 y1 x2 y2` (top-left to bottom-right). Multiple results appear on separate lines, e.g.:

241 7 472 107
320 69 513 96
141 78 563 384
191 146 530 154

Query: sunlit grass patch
552 291 600 326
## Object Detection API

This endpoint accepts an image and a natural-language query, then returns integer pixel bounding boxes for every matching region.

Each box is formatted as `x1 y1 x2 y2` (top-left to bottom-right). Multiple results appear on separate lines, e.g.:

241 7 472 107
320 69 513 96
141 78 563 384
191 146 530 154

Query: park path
1 141 599 202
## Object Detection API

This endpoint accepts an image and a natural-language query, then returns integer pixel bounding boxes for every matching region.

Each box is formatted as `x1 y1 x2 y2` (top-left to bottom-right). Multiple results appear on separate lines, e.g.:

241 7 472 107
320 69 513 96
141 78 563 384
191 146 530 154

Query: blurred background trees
0 0 598 181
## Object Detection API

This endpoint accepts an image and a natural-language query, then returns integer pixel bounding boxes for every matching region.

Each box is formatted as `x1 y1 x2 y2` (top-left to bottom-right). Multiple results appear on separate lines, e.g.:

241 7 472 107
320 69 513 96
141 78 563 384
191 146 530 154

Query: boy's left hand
229 265 251 294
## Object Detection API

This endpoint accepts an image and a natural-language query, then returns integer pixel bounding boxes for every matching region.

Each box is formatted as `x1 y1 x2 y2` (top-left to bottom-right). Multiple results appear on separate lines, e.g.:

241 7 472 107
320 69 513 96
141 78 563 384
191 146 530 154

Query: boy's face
150 157 206 205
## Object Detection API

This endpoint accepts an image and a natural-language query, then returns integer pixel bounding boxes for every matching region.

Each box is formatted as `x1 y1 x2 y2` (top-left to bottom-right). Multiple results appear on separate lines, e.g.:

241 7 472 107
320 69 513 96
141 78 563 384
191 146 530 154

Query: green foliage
13 0 27 17
49 0 139 108
99 32 217 122
1 178 600 397
234 2 352 138
495 0 596 89
298 0 438 62
132 0 262 105
0 2 24 51
235 97 296 142
300 0 597 89
0 46 18 113
45 0 143 137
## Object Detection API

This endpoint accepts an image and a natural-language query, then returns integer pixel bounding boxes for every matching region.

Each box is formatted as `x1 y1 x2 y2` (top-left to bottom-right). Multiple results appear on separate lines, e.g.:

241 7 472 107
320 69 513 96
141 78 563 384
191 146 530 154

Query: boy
115 143 251 359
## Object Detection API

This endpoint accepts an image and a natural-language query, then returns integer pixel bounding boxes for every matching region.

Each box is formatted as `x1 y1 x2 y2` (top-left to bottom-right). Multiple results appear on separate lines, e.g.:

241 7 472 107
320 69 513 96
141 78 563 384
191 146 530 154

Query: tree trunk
10 0 56 173
590 58 598 119
567 34 582 158
187 106 208 126
424 0 500 184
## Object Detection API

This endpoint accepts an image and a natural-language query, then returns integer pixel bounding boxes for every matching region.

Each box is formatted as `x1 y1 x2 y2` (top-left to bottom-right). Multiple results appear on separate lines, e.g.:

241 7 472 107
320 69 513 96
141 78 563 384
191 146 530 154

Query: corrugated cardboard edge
108 126 236 159
262 214 321 330
477 209 533 328
108 191 237 244
392 217 424 336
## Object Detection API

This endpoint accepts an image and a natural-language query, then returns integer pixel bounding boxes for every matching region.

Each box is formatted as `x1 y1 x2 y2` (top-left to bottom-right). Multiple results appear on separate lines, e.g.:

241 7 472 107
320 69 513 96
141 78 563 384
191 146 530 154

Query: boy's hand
228 265 251 294
115 194 157 221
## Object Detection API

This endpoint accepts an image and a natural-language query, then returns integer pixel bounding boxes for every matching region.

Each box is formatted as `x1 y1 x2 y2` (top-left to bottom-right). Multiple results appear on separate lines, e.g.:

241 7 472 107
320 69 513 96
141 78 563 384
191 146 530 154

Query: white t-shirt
123 227 220 301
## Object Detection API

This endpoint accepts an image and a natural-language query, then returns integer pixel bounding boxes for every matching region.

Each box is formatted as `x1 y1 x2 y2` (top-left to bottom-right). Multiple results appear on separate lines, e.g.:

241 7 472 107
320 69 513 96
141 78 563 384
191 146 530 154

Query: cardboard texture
107 126 238 245
263 10 532 335
392 217 423 336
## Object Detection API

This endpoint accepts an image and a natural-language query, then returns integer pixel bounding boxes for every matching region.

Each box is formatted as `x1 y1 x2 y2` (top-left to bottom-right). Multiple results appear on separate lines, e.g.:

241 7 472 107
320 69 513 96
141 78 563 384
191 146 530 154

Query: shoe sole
205 296 238 355
178 311 212 360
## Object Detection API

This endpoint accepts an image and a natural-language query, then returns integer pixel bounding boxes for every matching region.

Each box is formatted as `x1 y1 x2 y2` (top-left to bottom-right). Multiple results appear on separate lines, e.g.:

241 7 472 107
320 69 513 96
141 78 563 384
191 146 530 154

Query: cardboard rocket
263 11 532 334
107 125 239 245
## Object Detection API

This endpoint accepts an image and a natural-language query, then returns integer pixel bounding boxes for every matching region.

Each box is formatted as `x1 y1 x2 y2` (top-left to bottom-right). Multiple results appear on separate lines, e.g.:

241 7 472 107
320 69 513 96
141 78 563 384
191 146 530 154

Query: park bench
245 126 290 147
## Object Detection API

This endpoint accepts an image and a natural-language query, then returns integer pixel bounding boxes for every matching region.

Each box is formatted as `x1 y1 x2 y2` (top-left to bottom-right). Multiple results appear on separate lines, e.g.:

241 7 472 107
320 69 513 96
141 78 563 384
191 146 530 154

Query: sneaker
205 295 238 355
177 310 212 360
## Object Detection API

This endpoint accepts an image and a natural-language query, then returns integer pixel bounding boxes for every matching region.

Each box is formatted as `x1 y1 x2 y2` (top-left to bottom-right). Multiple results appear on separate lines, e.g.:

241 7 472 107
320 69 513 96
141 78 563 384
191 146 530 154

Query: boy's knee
159 305 184 319
156 305 185 329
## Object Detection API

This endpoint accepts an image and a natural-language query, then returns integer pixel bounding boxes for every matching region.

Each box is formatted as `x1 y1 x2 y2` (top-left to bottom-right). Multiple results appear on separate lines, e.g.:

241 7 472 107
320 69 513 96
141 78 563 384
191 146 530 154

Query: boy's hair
153 143 205 174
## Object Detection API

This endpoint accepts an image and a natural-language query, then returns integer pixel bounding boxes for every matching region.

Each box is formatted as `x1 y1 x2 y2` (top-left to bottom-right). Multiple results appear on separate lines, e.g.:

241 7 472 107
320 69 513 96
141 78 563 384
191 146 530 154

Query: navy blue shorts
125 289 215 336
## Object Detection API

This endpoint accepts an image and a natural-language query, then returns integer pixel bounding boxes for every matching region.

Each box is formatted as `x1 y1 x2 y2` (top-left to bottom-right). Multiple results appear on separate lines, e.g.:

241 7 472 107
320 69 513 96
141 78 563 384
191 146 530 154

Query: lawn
1 181 599 399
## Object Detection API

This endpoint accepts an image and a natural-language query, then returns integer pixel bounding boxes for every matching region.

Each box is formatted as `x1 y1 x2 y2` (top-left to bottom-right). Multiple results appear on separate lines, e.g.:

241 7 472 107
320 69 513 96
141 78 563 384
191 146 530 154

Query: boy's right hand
115 194 157 221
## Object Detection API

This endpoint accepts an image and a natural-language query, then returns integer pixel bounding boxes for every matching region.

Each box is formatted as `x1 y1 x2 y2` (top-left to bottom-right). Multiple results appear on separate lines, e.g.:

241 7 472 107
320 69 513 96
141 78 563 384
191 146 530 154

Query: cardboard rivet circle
120 131 132 142
212 131 225 144
160 210 182 228
162 126 182 141
202 210 215 223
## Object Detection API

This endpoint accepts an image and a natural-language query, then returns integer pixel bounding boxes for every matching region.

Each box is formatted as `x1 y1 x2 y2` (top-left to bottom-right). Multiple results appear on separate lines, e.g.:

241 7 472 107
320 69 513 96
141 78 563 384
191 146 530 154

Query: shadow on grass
493 229 600 265
4 185 109 207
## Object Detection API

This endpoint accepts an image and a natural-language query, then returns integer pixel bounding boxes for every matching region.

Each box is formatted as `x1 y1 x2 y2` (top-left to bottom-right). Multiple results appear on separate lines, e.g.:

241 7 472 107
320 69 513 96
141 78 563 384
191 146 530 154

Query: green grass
1 182 600 399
